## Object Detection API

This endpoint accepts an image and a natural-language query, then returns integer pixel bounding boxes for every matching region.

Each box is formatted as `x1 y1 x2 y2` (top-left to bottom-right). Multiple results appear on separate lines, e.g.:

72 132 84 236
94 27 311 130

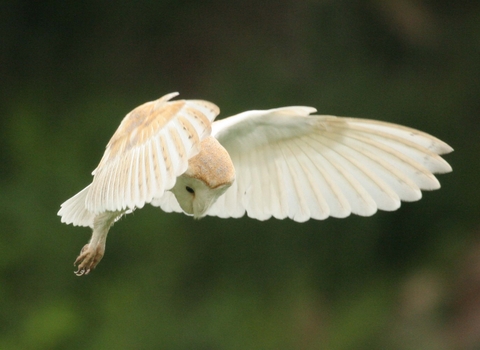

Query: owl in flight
58 92 452 276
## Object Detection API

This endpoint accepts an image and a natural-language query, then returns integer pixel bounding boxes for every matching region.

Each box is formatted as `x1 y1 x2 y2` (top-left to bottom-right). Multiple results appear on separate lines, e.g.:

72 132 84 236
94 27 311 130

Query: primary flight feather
58 92 453 276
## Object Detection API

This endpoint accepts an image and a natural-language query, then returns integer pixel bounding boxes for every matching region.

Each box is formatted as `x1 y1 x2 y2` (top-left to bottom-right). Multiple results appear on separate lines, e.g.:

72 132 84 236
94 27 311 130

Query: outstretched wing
207 107 453 222
60 92 219 225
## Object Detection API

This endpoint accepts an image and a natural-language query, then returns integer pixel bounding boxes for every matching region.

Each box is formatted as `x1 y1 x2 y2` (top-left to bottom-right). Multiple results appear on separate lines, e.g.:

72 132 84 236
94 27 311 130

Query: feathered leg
74 211 123 276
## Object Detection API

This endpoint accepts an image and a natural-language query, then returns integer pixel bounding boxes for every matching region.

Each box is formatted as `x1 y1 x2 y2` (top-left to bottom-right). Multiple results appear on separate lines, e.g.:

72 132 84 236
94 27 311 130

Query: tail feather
58 185 95 228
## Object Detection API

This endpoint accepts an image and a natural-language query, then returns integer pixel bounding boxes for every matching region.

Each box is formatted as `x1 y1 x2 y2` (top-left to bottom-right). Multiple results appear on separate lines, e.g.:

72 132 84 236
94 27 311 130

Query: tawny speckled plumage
58 92 453 276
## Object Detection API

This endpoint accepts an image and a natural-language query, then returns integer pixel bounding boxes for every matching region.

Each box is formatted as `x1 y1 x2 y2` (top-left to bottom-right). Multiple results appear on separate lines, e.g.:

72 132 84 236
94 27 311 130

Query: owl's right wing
58 92 218 227
207 107 453 222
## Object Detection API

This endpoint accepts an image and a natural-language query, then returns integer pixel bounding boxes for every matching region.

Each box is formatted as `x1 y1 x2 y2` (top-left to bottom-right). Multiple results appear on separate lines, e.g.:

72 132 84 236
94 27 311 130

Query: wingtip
159 92 180 103
439 142 454 155
152 92 181 111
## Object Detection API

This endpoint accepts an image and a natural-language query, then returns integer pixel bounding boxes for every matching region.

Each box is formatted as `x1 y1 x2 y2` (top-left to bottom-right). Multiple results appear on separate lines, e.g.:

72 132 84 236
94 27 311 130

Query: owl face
170 175 232 218
169 136 236 218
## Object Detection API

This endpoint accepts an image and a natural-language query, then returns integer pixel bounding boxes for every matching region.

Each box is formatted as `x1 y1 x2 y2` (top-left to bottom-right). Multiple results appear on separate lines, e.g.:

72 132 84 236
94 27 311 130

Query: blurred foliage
1 0 479 349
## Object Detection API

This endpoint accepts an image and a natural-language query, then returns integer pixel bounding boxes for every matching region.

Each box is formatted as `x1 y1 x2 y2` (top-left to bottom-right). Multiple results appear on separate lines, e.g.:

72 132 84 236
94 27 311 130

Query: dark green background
1 1 479 349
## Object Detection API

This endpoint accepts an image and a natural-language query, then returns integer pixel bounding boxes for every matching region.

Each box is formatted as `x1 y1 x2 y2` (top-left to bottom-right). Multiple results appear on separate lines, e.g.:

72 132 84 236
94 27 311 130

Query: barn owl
58 92 453 276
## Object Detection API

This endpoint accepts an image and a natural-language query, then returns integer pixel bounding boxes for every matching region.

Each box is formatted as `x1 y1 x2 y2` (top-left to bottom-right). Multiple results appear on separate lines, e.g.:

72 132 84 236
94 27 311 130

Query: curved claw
74 268 90 276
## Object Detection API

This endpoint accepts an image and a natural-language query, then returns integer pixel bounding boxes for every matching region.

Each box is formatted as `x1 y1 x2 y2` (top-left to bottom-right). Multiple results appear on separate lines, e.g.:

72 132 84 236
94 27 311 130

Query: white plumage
58 93 452 275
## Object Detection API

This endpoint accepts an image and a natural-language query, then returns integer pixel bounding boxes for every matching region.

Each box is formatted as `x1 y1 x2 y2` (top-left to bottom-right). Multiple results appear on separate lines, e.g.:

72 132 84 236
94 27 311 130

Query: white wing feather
58 185 96 227
58 92 219 226
207 107 452 222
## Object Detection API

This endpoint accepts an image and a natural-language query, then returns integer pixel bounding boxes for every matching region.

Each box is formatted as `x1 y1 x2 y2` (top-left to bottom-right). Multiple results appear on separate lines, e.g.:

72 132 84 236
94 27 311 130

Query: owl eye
185 186 195 194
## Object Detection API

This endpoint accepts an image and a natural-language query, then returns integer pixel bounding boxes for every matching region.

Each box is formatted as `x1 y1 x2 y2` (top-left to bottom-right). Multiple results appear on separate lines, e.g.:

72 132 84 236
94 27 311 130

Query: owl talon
73 242 104 276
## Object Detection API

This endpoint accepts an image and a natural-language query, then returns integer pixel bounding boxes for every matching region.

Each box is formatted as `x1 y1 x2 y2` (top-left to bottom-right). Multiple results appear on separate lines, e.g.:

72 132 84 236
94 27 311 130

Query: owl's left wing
207 107 453 222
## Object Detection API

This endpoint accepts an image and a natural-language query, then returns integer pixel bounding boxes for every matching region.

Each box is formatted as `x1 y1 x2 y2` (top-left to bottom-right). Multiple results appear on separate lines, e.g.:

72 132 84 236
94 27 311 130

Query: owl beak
193 197 217 219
